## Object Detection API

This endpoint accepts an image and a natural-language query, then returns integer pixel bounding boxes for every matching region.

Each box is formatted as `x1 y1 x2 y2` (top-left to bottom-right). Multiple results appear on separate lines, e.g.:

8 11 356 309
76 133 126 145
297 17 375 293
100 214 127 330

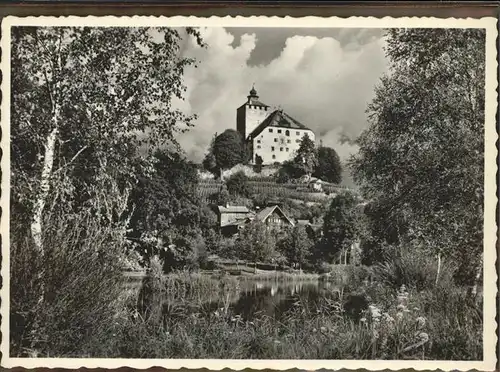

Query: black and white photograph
1 15 497 370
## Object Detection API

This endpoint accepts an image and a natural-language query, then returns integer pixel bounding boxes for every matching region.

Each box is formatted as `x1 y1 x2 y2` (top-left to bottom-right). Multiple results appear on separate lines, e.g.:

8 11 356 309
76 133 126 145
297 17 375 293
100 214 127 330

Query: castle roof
239 86 270 109
248 109 312 139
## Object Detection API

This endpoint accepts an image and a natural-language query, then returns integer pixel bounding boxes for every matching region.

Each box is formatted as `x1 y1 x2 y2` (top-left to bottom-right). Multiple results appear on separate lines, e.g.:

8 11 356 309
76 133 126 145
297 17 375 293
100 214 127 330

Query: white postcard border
1 15 497 371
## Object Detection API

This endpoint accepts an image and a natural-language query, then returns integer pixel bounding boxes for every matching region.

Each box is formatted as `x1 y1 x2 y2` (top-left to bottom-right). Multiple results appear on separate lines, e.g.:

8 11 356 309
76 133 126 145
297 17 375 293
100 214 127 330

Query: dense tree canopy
278 225 314 270
10 26 204 356
212 129 247 171
292 134 318 180
226 171 251 198
11 26 203 250
235 222 276 269
320 192 360 264
314 146 342 184
130 149 217 265
349 29 485 284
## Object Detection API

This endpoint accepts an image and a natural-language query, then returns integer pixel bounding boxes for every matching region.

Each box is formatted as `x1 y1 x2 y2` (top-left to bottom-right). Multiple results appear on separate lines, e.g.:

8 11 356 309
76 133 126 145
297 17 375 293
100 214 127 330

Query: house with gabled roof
217 204 253 227
216 203 295 237
236 86 316 165
254 205 295 229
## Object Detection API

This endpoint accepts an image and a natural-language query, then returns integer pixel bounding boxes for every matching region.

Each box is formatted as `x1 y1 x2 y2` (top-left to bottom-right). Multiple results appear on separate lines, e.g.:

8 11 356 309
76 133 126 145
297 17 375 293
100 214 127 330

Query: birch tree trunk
435 252 441 286
30 126 58 253
31 29 62 254
471 253 483 297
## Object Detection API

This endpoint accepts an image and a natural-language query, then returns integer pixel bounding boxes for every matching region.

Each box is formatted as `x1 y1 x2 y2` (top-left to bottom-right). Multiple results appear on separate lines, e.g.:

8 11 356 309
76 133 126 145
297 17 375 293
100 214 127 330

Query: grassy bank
92 280 482 360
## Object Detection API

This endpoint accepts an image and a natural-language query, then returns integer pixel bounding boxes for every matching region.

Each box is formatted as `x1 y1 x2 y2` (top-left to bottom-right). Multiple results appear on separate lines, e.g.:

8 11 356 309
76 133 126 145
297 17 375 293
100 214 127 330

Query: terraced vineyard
197 179 349 203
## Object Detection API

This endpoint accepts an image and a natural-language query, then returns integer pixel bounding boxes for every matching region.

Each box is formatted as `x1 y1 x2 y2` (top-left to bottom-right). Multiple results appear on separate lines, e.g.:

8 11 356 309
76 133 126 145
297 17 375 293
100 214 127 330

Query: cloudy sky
173 27 389 165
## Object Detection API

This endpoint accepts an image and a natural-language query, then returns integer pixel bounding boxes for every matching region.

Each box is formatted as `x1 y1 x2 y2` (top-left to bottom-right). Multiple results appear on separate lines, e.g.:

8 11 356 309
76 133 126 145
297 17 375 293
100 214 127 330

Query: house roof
254 205 295 226
217 205 251 214
241 86 270 108
221 218 252 228
248 109 312 140
296 219 311 226
246 99 269 108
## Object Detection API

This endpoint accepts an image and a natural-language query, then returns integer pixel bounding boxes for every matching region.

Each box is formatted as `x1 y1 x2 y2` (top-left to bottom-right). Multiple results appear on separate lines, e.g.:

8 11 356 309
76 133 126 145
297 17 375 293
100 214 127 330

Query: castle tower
236 86 270 140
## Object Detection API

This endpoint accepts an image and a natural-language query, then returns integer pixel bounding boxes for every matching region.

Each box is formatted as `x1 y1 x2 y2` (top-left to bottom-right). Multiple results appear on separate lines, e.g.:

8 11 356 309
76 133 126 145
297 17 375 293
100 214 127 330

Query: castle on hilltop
236 86 315 165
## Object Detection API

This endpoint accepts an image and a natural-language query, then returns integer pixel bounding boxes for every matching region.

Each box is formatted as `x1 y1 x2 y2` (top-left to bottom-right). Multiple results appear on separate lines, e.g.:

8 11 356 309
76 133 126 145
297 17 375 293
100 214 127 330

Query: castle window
277 129 282 134
296 131 300 135
272 155 276 159
274 138 278 142
280 147 283 152
287 139 291 143
286 148 289 152
257 145 261 149
285 130 290 136
257 139 261 144
271 146 275 151
296 139 300 143
269 128 273 133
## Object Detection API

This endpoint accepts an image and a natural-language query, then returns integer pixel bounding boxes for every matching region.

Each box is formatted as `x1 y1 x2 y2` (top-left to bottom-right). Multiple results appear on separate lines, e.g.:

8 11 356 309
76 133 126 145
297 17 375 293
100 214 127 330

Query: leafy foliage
226 171 251 198
278 225 314 269
319 192 360 264
254 154 264 174
235 222 277 266
12 27 203 222
130 149 217 268
10 178 130 357
292 134 318 179
314 146 342 184
10 26 204 356
212 129 247 170
349 29 485 284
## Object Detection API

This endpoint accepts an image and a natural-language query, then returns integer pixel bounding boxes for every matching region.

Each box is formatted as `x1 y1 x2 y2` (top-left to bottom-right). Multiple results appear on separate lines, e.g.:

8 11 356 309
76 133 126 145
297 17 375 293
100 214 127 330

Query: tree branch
53 145 89 175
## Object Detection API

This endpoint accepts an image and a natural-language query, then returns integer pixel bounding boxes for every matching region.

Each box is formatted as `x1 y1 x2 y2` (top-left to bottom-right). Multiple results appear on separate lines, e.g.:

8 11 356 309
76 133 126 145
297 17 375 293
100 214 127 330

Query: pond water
223 280 345 320
128 275 359 321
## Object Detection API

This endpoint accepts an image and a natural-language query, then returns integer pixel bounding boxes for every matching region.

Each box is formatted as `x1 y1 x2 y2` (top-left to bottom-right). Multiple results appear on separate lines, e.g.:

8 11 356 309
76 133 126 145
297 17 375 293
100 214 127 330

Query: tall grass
373 246 456 291
10 209 126 357
88 276 482 360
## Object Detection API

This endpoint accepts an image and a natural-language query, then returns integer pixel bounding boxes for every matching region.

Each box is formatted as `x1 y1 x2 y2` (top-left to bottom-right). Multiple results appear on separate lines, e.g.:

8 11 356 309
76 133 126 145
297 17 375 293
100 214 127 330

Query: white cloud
175 27 388 163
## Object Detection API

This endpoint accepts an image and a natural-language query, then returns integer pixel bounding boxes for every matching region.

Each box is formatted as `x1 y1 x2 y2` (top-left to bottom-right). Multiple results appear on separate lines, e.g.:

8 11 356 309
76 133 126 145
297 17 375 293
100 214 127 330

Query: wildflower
274 340 281 344
312 328 318 333
396 312 403 321
360 317 367 323
418 332 429 343
397 304 406 311
369 305 381 320
320 326 327 333
382 313 394 323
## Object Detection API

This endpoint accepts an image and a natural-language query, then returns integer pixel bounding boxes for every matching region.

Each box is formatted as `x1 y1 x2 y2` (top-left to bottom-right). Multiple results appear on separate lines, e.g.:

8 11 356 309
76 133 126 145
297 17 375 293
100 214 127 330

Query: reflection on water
127 275 348 322
227 280 344 320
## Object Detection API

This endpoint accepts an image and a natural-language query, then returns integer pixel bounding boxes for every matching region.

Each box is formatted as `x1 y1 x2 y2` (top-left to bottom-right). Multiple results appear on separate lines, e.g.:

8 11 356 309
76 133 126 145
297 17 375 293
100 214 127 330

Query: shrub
373 246 455 291
226 171 251 198
10 209 126 357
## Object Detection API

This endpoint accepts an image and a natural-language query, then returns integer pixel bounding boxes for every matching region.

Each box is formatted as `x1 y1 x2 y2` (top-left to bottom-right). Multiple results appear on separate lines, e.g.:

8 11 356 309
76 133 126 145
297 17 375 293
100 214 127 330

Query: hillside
197 178 350 205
